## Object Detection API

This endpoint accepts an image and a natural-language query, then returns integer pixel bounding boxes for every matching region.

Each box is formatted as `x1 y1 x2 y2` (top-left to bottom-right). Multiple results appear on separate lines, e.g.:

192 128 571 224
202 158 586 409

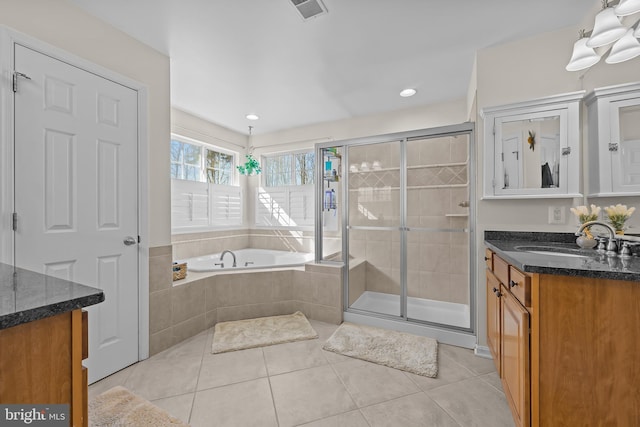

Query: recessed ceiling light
246 114 259 120
400 88 417 97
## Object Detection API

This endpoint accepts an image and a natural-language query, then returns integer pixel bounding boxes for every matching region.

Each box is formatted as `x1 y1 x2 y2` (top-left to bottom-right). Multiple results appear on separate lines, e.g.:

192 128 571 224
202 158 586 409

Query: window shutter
210 184 242 226
255 186 314 227
256 188 289 226
288 186 314 226
171 180 209 228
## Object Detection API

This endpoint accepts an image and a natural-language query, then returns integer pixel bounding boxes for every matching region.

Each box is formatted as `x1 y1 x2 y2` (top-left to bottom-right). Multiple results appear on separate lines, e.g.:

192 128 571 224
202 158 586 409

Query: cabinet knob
492 287 502 297
484 256 490 261
509 280 518 288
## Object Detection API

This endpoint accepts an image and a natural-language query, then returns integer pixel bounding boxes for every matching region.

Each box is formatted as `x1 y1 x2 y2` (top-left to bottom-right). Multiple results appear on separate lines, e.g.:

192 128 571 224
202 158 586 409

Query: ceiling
70 0 592 135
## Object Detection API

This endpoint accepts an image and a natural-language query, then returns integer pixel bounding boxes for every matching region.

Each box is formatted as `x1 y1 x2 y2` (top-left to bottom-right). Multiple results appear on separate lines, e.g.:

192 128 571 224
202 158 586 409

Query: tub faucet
220 250 237 267
575 220 618 255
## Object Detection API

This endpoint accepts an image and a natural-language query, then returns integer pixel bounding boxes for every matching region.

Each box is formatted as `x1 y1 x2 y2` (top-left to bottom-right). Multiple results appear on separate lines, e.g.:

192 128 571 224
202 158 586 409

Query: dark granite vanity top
485 231 640 282
0 263 104 330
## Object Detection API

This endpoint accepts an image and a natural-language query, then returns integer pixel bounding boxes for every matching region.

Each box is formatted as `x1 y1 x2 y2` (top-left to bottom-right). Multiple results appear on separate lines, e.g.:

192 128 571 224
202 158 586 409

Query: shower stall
315 123 476 348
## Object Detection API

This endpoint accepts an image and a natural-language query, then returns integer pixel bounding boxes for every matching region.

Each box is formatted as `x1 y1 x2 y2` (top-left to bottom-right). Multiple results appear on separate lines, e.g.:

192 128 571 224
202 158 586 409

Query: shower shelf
407 183 468 189
407 161 468 169
348 183 468 191
445 213 469 217
349 162 468 173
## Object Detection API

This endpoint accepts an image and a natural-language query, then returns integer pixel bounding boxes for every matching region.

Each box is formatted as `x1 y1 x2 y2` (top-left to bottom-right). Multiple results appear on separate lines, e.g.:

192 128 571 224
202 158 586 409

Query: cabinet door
486 270 502 374
501 286 530 427
610 97 640 193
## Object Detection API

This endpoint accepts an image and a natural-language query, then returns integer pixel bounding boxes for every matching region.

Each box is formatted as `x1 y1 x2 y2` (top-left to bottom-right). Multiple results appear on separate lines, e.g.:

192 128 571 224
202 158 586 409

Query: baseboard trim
474 345 493 359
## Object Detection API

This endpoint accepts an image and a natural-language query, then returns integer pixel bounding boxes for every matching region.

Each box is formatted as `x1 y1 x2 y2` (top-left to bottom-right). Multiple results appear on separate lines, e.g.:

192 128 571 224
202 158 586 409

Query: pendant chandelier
566 0 640 71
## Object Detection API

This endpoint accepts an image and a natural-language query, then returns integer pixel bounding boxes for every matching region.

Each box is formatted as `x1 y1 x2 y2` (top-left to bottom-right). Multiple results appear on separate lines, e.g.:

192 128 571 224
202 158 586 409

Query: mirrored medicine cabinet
586 81 640 197
482 91 584 199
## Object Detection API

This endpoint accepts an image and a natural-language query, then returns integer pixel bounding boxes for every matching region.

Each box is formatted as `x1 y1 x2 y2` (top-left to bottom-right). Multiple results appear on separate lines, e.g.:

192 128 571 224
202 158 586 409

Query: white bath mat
212 311 318 354
323 322 438 377
89 386 188 426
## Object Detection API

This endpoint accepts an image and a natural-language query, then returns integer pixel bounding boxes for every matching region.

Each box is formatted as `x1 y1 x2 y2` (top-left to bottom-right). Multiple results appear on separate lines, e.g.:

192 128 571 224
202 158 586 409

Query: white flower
570 204 600 223
604 204 635 218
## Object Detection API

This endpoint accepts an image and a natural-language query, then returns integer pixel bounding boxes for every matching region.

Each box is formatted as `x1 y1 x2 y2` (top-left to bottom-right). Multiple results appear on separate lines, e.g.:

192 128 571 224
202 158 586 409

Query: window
257 149 315 228
170 135 241 230
264 150 315 187
170 138 235 185
206 150 233 185
295 151 315 185
170 140 202 181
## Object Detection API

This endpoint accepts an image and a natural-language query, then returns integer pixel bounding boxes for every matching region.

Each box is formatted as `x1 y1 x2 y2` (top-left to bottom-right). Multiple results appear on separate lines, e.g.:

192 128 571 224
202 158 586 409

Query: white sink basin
524 250 587 258
513 245 589 258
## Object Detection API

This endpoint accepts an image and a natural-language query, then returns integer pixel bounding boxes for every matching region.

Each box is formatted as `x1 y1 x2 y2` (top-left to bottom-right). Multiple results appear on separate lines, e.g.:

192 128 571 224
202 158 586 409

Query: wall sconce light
566 0 640 71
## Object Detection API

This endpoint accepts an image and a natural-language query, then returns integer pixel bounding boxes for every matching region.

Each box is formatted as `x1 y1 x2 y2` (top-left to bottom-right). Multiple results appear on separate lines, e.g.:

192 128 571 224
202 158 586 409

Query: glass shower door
405 133 471 329
346 140 402 318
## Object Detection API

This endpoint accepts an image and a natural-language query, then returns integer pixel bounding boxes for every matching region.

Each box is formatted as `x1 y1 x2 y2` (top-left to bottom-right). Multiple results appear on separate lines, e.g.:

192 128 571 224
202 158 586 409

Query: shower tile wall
348 136 469 305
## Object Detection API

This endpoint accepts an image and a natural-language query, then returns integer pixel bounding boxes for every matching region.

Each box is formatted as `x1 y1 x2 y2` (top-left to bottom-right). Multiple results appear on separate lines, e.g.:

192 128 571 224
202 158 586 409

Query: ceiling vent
290 0 328 20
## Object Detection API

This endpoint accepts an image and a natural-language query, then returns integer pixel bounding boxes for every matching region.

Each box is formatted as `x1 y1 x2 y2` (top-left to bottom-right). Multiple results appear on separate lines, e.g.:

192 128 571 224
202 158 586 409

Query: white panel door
13 44 139 383
501 135 521 189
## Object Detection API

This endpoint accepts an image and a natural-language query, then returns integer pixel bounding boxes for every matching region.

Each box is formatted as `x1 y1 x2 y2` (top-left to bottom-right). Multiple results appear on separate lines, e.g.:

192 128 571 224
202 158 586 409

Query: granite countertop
485 231 640 282
0 262 105 330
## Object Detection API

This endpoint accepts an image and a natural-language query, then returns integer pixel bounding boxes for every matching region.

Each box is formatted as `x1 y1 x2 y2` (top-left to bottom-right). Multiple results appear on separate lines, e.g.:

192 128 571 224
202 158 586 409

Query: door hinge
12 212 17 231
137 235 141 243
561 147 571 156
608 142 619 152
12 71 31 93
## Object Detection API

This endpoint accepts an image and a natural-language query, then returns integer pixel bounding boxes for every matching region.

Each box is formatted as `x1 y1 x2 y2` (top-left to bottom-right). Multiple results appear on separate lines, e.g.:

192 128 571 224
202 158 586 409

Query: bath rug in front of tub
323 322 438 377
212 311 318 353
89 386 189 426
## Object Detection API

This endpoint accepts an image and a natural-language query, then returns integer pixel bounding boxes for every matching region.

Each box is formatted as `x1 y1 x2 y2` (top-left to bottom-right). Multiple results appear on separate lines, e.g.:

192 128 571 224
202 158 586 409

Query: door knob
123 236 137 246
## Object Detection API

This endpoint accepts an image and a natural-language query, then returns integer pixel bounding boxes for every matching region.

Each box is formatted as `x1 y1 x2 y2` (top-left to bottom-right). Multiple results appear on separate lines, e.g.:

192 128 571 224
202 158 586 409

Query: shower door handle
123 236 138 246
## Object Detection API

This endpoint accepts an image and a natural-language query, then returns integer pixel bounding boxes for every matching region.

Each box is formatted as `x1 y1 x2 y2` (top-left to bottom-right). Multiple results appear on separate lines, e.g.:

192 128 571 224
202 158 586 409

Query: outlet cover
548 206 565 224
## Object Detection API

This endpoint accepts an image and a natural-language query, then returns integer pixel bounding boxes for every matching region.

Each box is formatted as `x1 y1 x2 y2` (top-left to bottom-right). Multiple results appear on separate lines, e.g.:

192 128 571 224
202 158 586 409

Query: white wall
475 1 640 347
0 0 171 247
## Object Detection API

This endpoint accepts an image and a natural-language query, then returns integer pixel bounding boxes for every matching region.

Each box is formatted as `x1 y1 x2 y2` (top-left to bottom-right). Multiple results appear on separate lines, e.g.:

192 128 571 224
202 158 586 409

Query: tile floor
89 320 515 427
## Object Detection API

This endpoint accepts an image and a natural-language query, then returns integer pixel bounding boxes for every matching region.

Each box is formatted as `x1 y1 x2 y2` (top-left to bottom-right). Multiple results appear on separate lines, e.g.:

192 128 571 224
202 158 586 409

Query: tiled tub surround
149 262 342 356
172 228 324 260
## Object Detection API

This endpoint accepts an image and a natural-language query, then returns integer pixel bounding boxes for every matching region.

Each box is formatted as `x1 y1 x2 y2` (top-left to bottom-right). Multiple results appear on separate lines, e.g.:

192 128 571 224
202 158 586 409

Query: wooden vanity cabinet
500 284 530 427
486 249 640 426
0 309 89 427
486 253 530 427
485 268 502 375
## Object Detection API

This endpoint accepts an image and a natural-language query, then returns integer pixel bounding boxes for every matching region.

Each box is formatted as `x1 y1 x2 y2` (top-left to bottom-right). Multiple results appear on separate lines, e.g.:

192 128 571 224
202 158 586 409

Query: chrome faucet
575 220 618 255
220 250 237 268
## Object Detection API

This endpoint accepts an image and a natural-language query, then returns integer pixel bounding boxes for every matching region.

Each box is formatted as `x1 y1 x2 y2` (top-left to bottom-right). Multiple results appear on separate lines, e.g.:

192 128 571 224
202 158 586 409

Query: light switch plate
548 206 565 224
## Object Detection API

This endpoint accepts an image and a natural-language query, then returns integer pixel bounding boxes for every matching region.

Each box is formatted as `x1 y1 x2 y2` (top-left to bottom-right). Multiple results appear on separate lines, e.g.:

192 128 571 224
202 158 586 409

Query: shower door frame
315 123 477 348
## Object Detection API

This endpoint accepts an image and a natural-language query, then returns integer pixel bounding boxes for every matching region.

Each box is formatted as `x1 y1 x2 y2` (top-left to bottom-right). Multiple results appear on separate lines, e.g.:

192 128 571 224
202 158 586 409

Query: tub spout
220 250 237 267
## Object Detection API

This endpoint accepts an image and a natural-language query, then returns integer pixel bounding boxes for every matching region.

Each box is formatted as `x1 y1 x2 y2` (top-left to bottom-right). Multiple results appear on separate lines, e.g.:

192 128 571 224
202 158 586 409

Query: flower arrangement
570 204 601 224
527 130 535 151
570 204 601 239
604 204 635 234
237 154 261 176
